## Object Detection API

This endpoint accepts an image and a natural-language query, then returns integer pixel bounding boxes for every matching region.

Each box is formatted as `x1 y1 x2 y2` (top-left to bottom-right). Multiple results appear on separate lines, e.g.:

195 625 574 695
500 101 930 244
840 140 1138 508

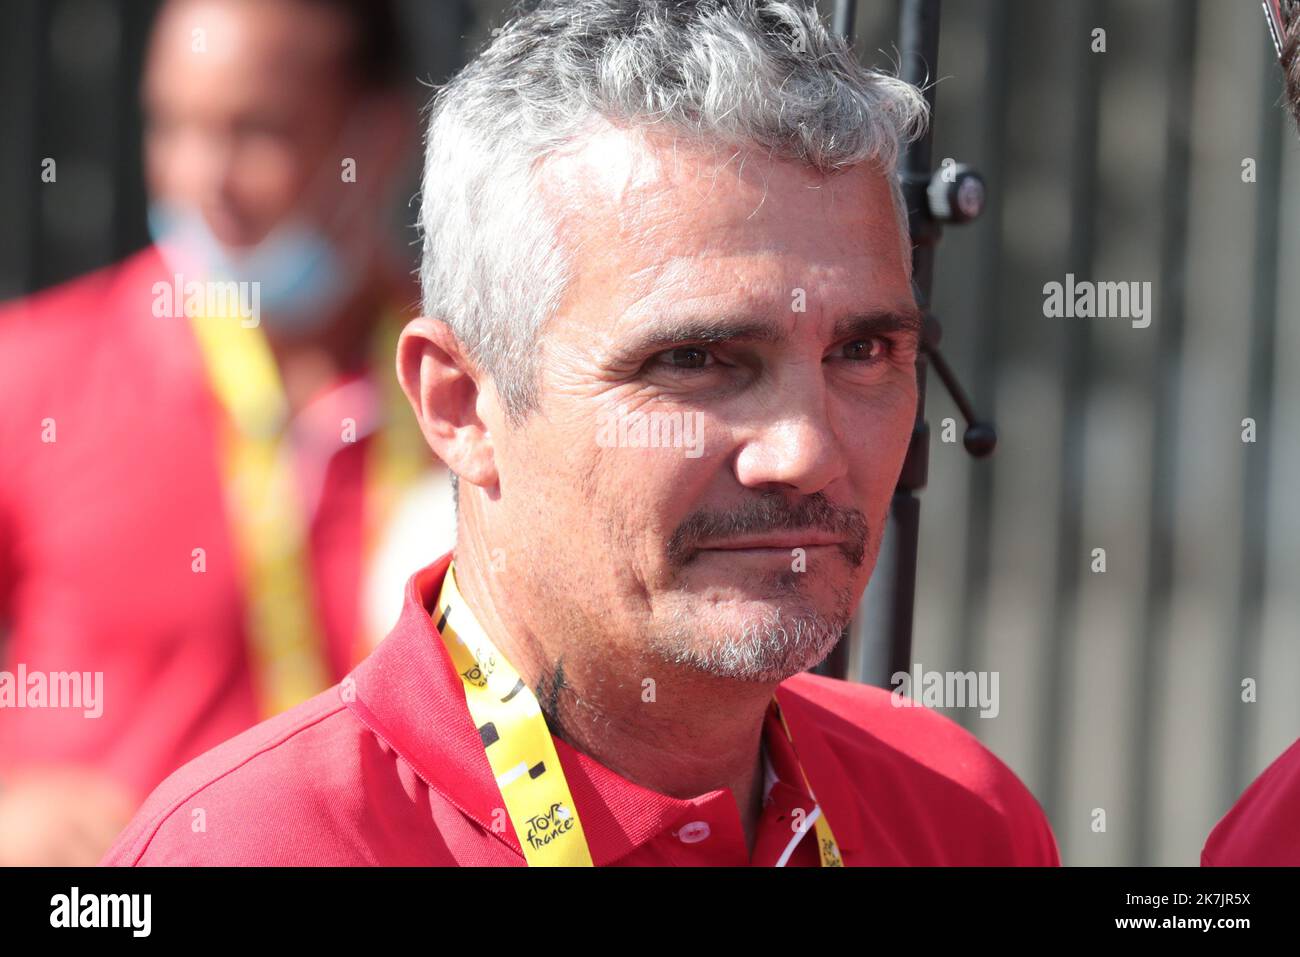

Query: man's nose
732 370 850 496
159 126 238 210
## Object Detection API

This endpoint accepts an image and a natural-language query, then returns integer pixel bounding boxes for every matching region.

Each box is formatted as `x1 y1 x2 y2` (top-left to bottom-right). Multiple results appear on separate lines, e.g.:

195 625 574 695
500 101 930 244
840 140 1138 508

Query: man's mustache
666 492 869 568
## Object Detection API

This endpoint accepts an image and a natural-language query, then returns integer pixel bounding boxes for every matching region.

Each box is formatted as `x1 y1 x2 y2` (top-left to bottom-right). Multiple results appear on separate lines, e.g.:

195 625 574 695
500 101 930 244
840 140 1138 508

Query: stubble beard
647 569 858 684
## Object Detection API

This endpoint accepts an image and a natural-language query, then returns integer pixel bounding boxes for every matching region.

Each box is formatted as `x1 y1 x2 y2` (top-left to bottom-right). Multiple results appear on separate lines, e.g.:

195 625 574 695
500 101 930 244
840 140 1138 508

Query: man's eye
840 338 887 362
652 346 716 371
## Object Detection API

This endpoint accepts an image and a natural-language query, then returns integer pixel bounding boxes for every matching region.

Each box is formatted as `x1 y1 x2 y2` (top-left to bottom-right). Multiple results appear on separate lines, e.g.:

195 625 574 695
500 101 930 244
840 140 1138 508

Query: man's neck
451 549 777 857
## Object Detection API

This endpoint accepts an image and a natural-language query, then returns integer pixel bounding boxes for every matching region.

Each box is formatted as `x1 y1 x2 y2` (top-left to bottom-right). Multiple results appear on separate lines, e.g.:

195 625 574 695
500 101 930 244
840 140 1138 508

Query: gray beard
649 581 855 683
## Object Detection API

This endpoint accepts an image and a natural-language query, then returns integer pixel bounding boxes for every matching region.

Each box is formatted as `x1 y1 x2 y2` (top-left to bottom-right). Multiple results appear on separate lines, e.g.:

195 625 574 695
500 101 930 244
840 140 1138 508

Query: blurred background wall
1 0 1296 865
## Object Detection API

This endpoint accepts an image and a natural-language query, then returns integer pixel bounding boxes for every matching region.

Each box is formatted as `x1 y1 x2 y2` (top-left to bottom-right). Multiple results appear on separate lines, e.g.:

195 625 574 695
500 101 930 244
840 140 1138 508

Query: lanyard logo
525 803 578 851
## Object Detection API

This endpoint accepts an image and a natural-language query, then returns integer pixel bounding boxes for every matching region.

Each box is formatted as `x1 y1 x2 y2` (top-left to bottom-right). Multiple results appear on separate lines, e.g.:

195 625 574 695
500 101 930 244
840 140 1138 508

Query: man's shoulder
0 247 161 330
0 248 171 392
778 670 1018 780
101 688 380 866
777 671 1060 865
1202 737 1300 866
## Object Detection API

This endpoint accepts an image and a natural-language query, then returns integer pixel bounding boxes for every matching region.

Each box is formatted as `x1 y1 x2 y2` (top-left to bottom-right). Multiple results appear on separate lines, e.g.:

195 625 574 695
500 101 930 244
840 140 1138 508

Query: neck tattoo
533 656 569 743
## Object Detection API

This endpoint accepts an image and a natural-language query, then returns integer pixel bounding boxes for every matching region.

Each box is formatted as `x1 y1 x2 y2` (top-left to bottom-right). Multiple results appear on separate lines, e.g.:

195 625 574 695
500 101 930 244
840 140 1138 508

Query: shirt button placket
677 820 711 844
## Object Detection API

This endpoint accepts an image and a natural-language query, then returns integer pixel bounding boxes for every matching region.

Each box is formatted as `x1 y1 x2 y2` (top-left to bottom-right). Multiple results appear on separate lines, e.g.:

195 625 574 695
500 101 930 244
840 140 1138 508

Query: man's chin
650 603 850 684
675 636 842 684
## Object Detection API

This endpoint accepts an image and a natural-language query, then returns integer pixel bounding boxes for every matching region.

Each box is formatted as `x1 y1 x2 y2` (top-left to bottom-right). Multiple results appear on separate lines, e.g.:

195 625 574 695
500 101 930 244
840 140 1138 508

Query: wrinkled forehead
536 121 897 237
533 122 912 328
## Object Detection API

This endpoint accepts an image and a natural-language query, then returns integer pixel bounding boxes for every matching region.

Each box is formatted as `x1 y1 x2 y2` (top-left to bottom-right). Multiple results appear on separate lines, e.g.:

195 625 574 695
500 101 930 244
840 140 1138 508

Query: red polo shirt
102 549 1060 866
0 248 411 803
1202 737 1300 866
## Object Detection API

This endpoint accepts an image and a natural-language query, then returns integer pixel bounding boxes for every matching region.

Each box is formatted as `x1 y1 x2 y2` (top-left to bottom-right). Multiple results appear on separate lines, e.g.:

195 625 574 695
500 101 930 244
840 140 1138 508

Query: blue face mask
147 200 359 337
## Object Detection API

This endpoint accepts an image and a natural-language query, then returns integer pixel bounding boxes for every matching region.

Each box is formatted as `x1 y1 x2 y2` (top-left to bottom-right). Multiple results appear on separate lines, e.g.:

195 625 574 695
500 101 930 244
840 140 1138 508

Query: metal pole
832 0 857 41
887 0 943 682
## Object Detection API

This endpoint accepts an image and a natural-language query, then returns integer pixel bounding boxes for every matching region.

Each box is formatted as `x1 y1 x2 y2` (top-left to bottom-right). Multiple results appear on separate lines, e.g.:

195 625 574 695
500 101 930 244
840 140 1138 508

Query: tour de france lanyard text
433 561 844 866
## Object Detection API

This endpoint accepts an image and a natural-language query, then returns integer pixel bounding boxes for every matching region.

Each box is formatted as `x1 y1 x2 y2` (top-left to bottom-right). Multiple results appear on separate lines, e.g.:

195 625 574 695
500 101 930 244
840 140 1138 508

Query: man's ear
396 317 499 492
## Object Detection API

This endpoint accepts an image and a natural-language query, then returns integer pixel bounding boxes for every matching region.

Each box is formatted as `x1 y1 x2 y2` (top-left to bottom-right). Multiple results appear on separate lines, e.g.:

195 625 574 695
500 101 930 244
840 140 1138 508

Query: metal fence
840 0 1300 866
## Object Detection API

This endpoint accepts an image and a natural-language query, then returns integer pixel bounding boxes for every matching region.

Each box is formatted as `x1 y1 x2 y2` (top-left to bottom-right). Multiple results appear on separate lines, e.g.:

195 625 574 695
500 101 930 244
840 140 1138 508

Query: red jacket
1202 737 1300 865
0 249 386 802
102 550 1061 866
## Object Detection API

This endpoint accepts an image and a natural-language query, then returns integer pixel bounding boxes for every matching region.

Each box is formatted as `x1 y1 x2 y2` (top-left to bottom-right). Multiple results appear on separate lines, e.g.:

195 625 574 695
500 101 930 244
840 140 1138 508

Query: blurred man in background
0 0 453 864
1201 0 1300 867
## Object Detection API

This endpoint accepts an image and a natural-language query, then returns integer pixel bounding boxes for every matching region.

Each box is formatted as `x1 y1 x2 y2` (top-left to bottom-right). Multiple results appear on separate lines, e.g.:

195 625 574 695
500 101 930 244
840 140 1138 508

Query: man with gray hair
105 0 1058 866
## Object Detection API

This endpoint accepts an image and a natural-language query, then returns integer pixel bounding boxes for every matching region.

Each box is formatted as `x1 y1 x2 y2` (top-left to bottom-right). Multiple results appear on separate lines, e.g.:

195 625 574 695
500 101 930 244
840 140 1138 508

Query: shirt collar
345 550 862 864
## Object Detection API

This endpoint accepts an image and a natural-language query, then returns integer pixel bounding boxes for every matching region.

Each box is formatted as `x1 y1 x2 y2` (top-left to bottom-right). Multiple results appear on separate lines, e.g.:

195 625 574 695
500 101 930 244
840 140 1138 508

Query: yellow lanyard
190 312 427 718
434 561 844 866
772 698 844 866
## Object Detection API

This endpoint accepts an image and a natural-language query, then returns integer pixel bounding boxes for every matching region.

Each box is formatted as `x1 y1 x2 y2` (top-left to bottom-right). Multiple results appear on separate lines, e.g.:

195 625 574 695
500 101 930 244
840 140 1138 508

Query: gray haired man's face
489 124 922 683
